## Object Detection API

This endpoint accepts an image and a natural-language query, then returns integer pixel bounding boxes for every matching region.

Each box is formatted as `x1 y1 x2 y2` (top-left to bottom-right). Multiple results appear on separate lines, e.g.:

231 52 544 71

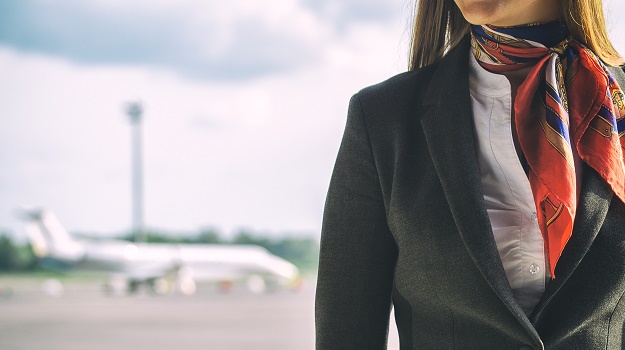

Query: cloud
301 0 405 26
604 0 625 56
0 10 408 236
0 0 402 81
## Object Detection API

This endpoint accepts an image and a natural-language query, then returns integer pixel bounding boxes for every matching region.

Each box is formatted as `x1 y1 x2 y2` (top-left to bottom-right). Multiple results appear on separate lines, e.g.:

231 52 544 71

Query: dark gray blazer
315 36 625 350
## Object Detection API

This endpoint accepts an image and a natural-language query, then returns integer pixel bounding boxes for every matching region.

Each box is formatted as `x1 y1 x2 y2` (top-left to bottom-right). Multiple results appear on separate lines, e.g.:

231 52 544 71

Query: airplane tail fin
17 209 85 261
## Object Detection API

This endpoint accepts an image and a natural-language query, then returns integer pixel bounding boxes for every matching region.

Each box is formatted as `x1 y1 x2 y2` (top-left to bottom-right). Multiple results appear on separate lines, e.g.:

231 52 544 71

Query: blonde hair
408 0 624 69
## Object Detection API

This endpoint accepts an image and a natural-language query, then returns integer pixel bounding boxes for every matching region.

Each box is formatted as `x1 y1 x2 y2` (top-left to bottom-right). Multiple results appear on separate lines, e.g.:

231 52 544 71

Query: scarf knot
470 22 625 278
550 37 572 55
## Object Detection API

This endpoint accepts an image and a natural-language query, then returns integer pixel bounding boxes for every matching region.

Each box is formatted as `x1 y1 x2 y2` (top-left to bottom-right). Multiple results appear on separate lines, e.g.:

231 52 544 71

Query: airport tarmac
0 278 400 350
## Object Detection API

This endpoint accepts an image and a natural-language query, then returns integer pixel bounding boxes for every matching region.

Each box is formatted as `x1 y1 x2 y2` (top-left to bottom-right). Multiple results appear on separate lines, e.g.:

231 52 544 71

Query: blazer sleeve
315 92 398 349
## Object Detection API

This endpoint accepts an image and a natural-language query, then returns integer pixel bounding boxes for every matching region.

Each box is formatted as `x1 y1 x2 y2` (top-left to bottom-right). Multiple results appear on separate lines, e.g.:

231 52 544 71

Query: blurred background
0 0 413 239
0 0 623 349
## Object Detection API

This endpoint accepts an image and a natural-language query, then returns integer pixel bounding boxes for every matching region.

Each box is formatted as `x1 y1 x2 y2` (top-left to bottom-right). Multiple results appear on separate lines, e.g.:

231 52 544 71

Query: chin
455 0 504 24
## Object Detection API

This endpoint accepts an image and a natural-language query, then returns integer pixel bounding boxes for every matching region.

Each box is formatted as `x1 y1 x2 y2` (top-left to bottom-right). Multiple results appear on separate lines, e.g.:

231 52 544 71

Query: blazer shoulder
341 64 441 153
607 64 625 88
354 63 439 114
353 35 473 111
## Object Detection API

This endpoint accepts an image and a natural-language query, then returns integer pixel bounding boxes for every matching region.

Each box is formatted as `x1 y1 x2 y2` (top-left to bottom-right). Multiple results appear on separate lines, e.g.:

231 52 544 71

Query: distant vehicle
18 209 301 295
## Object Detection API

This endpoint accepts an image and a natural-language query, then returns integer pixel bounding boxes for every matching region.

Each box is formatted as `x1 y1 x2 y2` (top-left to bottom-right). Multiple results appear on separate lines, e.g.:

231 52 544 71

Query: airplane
18 209 301 296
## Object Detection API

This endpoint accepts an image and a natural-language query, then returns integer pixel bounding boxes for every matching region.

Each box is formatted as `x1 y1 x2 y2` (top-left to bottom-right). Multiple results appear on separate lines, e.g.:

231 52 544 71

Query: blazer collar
420 36 542 343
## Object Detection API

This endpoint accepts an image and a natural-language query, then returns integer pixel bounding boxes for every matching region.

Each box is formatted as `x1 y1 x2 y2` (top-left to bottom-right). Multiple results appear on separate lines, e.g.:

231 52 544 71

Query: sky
0 0 624 240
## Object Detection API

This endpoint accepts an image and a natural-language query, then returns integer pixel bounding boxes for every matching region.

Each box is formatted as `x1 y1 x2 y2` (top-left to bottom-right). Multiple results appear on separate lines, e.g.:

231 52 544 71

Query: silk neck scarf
470 22 625 277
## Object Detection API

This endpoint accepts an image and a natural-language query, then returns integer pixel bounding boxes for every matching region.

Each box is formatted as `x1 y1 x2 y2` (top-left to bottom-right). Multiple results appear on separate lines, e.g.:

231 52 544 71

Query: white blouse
468 52 548 316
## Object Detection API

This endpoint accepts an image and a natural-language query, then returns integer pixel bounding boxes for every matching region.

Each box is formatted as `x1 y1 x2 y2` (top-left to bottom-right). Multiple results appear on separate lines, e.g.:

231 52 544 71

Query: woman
315 0 625 348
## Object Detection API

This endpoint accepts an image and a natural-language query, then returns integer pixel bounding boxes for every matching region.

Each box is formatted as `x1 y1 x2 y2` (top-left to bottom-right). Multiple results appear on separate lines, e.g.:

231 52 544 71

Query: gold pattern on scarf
589 115 616 138
556 60 569 113
613 88 625 112
550 37 571 55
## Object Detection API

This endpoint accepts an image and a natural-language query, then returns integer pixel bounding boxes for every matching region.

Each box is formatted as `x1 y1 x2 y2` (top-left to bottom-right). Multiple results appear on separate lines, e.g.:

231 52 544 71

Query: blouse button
530 212 538 223
529 264 540 275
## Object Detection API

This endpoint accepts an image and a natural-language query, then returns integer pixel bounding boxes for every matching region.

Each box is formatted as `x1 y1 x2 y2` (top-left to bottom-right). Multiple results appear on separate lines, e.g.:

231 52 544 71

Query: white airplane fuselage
21 210 300 294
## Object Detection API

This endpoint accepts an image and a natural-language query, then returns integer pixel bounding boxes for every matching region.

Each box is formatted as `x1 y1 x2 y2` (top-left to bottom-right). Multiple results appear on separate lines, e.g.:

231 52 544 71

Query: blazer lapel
419 36 541 341
530 166 613 322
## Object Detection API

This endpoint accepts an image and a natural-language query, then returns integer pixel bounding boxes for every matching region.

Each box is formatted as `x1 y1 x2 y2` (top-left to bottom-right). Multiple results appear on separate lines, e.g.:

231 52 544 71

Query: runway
0 278 400 350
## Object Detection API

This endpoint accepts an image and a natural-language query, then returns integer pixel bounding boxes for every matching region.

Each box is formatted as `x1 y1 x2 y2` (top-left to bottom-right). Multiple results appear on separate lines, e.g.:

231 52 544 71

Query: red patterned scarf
471 22 625 277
